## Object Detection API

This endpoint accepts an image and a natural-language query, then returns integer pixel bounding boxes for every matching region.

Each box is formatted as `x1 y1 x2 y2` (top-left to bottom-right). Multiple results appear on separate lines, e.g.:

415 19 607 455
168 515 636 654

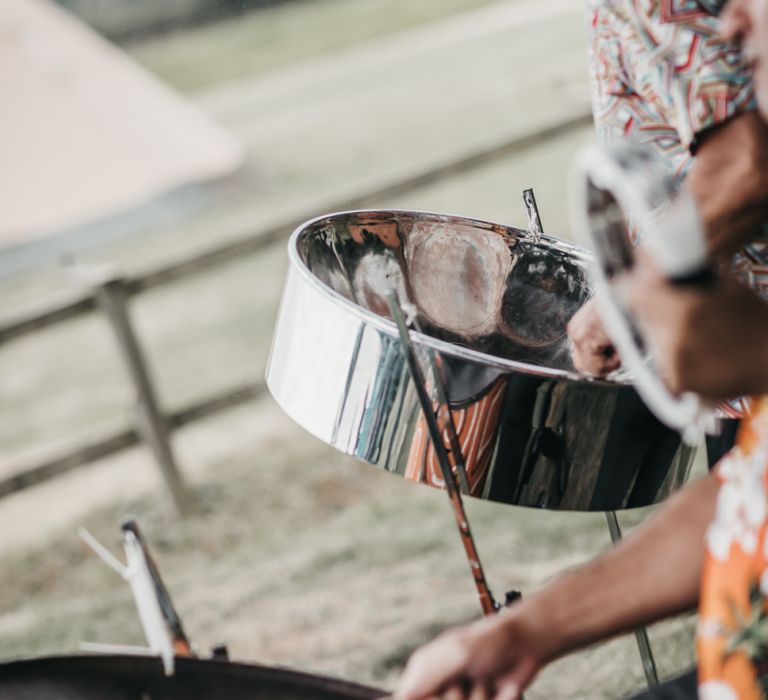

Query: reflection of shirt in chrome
405 377 508 497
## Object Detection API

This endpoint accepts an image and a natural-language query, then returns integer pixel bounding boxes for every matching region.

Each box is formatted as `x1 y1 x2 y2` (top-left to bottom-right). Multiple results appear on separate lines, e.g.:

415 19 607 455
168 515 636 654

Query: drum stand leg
605 511 659 688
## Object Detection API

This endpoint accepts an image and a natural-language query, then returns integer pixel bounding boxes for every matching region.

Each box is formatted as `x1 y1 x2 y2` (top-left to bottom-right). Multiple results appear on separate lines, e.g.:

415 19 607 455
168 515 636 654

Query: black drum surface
0 655 386 700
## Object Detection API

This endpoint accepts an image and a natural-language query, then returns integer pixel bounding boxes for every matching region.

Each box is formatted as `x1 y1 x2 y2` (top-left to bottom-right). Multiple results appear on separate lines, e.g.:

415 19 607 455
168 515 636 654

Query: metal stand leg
605 511 659 688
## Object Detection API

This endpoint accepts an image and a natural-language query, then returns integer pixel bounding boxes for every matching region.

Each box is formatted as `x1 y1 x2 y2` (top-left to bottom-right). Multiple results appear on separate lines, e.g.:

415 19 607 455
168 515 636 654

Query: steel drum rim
0 653 386 698
287 208 626 388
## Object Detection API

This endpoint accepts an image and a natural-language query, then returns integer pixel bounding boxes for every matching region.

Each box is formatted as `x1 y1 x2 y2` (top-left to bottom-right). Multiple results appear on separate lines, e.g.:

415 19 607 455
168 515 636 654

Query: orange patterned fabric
698 397 768 699
404 377 508 497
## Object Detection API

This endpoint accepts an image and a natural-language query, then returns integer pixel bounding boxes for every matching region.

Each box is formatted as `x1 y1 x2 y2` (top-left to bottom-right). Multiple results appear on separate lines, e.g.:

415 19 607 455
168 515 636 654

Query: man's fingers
568 299 613 343
411 681 491 700
439 685 466 700
571 343 620 376
470 685 490 700
395 636 468 700
568 297 623 376
493 684 520 700
493 659 538 700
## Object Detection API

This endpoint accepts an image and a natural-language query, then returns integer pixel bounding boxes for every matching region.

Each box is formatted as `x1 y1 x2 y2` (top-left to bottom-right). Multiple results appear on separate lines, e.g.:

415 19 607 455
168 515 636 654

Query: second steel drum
266 210 696 511
0 655 385 699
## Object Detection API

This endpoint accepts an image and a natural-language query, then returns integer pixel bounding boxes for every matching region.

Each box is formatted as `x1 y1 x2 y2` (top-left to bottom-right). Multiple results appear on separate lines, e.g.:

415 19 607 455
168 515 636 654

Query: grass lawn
0 396 698 699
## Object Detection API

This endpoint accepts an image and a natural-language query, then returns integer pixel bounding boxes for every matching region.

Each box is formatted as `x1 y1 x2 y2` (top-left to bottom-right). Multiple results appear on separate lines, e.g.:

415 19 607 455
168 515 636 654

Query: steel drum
266 210 697 511
0 655 385 699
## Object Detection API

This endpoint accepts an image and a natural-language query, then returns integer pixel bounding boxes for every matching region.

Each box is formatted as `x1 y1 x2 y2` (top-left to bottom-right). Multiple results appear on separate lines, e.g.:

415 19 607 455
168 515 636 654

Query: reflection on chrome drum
266 210 696 512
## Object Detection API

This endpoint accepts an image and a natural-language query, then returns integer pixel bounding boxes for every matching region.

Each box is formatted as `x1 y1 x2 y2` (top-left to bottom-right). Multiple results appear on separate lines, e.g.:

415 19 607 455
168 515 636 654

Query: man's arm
687 110 768 259
396 474 719 699
523 472 716 656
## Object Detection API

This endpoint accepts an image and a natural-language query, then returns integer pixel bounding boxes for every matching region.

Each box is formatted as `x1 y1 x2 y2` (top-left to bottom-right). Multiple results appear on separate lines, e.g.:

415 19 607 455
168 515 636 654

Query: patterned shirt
586 0 768 305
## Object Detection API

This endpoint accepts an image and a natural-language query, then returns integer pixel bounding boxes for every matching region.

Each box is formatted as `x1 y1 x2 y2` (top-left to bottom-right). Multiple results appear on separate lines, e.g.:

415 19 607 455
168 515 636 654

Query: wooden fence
0 112 592 513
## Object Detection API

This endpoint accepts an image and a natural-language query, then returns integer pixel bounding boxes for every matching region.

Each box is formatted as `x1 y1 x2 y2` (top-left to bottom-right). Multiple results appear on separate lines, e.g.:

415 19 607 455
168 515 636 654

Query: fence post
94 276 190 515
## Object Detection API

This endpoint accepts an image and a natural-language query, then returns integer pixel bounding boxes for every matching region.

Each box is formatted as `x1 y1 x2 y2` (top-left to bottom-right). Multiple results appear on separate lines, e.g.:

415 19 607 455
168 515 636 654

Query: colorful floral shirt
698 398 768 699
585 0 768 308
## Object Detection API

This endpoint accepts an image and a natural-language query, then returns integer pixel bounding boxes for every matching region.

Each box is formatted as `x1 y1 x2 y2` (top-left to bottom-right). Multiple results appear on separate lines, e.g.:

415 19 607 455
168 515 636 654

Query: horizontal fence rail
0 111 593 507
0 382 265 500
0 112 591 346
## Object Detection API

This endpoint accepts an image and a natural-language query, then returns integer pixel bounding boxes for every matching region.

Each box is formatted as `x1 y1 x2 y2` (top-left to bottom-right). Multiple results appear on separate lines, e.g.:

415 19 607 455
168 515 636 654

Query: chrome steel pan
266 210 696 511
0 655 385 699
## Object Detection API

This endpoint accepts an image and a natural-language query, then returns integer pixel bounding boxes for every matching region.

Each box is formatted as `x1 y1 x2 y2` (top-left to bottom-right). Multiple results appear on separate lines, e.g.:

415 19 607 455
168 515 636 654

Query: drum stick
410 321 471 496
121 519 194 657
387 292 498 616
382 249 471 495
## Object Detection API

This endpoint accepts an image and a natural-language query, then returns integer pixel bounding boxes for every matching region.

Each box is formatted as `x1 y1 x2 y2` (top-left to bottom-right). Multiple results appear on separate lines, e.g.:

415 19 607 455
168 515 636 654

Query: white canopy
0 0 243 247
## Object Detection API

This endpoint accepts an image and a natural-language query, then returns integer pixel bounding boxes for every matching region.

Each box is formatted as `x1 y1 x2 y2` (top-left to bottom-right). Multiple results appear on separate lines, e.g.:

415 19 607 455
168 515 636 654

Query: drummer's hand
394 609 545 700
627 255 768 400
567 297 621 376
685 111 768 258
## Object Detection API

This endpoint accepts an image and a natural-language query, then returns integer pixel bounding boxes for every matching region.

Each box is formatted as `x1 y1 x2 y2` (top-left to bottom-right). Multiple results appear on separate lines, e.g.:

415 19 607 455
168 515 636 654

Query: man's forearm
514 473 719 663
687 111 768 258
